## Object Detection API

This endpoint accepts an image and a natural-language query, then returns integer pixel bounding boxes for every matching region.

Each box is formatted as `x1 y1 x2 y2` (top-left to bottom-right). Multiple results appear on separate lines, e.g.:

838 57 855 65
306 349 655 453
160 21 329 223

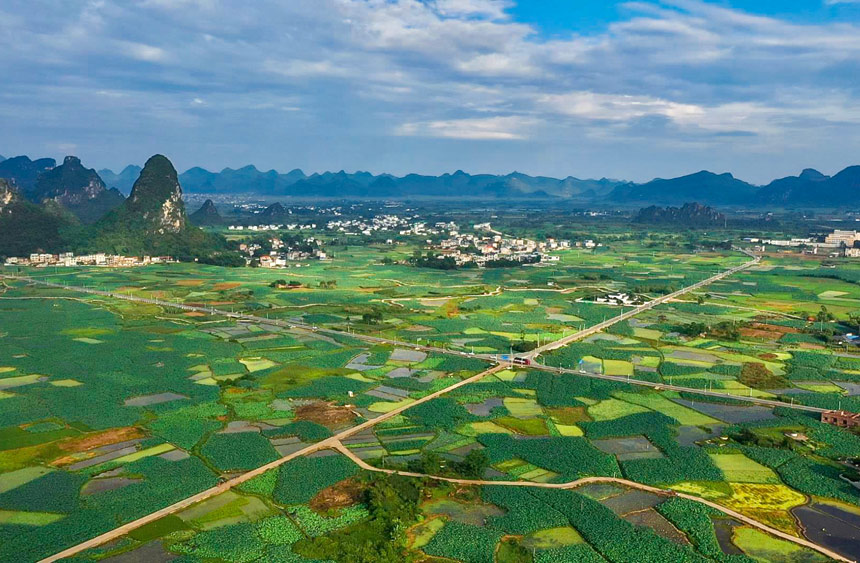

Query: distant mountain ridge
106 164 623 199
6 153 860 206
98 165 142 195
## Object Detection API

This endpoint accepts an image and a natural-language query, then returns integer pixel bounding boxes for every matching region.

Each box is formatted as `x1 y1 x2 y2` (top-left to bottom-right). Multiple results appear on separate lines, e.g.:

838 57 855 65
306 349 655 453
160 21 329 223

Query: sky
1 0 859 184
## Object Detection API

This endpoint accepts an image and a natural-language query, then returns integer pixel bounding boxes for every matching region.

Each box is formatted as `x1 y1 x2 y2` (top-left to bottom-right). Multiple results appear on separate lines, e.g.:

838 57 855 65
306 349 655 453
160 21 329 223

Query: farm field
12 239 746 355
0 282 488 561
69 445 844 563
2 231 860 562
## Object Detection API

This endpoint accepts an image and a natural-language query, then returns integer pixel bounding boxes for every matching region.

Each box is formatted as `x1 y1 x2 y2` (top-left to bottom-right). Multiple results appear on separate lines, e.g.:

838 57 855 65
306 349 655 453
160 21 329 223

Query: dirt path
38 364 505 563
331 441 852 563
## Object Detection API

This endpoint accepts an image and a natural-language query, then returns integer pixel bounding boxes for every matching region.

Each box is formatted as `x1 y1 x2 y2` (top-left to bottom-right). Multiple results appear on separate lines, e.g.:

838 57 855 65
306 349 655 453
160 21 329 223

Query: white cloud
396 116 535 140
121 41 167 62
1 0 860 181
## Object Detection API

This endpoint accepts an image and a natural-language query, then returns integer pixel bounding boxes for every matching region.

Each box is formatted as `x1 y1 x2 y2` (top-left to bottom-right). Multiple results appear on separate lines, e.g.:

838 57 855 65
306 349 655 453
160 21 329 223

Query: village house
821 410 860 429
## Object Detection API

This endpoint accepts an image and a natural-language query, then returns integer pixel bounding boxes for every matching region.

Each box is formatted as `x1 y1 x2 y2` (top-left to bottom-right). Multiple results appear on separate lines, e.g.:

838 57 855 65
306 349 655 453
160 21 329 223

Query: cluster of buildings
743 230 860 257
4 253 174 268
228 223 317 231
588 292 645 306
325 214 419 236
239 236 328 268
434 228 571 267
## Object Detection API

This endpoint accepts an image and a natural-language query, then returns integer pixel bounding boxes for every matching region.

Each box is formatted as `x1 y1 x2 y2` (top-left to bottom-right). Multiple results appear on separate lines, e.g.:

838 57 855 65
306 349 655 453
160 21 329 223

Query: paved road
528 249 761 358
38 364 506 563
332 440 852 563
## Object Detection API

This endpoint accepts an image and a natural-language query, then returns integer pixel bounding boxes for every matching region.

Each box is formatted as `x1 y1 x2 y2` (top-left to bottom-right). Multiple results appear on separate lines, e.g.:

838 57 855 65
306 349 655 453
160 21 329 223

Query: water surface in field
793 502 860 561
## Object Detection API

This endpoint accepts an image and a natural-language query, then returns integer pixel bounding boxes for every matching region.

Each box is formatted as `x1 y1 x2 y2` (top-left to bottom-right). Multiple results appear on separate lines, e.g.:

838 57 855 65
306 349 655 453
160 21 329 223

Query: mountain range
2 153 860 208
0 154 237 262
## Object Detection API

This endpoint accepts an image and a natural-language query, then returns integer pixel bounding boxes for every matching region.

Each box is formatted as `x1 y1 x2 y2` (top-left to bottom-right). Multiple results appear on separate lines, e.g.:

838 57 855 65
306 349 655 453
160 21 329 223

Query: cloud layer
0 0 858 182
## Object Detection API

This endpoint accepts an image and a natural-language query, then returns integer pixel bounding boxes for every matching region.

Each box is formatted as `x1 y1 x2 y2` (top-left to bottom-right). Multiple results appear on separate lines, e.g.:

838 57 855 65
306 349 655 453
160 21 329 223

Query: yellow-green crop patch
0 375 44 390
503 397 542 418
239 358 278 372
522 526 584 549
708 453 781 484
732 527 827 561
614 392 719 426
554 424 583 436
50 379 83 387
112 443 175 464
587 398 650 421
0 510 65 526
633 328 662 340
0 466 54 494
603 360 634 376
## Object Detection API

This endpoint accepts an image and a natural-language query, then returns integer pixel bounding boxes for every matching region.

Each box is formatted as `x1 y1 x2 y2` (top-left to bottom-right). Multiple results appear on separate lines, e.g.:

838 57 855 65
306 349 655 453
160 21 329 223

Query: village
3 253 175 268
430 223 595 267
744 229 860 257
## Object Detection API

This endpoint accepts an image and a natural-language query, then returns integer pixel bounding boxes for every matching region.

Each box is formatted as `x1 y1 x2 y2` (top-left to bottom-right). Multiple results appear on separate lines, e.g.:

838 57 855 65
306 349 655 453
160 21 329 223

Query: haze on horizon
1 0 859 184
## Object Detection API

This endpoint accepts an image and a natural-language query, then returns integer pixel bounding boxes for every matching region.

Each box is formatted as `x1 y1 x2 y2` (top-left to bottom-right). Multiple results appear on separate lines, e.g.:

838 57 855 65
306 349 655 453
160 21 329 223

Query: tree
452 450 488 479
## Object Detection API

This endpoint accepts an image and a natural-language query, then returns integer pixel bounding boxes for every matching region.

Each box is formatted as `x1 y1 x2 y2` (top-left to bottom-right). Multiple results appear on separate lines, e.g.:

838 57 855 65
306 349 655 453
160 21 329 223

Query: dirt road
332 441 852 563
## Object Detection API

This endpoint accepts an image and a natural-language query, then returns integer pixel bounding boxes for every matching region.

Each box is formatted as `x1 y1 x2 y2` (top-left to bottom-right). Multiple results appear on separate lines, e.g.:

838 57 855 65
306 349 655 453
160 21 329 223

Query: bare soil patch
309 478 364 511
296 401 356 428
59 427 144 453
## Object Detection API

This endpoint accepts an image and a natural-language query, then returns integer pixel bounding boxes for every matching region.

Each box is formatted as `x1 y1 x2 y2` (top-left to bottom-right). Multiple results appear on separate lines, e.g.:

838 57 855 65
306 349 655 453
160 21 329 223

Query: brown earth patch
58 427 144 453
295 401 356 428
183 311 205 317
176 280 205 286
213 282 242 291
751 322 799 334
209 301 236 306
309 478 364 511
759 353 778 361
797 342 825 350
739 328 779 340
545 307 562 314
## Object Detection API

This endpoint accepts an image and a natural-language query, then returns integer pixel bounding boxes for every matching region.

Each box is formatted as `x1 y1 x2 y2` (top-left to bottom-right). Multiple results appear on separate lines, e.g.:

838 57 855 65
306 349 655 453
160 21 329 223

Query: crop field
0 282 487 561
66 447 831 563
3 229 860 562
14 239 746 354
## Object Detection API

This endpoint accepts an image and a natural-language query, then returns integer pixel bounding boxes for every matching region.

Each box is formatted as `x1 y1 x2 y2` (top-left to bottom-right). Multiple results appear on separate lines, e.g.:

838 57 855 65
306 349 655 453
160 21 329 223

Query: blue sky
1 0 859 183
